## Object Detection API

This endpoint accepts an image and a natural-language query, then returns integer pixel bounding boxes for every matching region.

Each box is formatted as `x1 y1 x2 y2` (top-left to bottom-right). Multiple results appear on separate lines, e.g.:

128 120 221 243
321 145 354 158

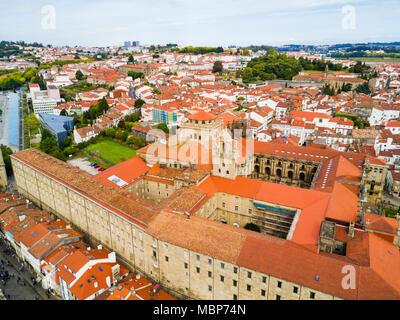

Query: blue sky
0 0 399 47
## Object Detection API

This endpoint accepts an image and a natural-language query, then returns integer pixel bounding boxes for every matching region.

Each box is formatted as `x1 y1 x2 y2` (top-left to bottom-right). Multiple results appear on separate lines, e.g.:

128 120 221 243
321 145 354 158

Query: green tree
75 70 84 81
342 83 352 92
322 84 335 96
355 82 371 95
156 122 169 134
39 129 59 154
50 149 67 161
105 127 116 138
63 146 77 156
61 137 72 149
127 71 145 80
0 146 13 174
60 109 68 116
242 68 254 83
212 61 223 73
134 99 145 109
31 73 46 90
128 55 135 64
115 129 128 142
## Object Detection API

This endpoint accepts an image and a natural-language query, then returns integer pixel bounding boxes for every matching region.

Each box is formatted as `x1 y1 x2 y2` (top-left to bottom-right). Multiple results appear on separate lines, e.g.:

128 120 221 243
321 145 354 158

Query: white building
29 84 61 115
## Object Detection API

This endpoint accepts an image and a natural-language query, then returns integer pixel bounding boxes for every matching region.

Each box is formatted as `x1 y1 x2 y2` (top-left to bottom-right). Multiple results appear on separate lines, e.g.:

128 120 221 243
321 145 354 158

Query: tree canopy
75 70 84 81
241 49 302 82
212 61 223 73
156 122 169 134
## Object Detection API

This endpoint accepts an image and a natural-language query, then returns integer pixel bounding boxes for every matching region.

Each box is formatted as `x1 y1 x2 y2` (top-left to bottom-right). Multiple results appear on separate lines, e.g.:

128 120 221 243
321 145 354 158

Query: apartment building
29 84 61 115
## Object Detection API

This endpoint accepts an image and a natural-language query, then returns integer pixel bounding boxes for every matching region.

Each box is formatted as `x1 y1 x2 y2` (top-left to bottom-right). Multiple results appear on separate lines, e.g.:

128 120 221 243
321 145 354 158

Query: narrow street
0 237 59 300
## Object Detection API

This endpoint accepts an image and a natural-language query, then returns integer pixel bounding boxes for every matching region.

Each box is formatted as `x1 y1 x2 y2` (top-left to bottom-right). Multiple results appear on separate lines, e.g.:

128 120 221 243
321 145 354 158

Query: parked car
94 164 100 168
99 168 106 172
90 162 96 167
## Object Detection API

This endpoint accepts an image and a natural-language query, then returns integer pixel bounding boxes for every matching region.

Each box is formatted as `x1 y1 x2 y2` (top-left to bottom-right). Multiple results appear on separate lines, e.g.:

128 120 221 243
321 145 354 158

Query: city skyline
1 0 399 47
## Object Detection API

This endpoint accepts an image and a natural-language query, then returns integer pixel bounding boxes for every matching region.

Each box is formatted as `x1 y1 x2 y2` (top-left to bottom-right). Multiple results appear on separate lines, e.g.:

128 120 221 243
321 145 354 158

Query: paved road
0 238 59 300
0 88 24 152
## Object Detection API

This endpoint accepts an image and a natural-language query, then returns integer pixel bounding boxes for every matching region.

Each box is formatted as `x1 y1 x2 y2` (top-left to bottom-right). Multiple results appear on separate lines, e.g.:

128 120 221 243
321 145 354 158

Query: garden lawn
85 140 136 165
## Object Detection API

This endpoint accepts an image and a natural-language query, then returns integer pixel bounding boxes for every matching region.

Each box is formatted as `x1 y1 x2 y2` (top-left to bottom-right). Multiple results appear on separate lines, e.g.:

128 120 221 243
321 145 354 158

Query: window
208 271 212 278
261 289 266 297
233 267 238 274
196 267 200 273
233 294 237 300
262 276 267 283
233 280 237 287
235 206 239 211
222 202 226 208
184 263 188 269
293 286 298 294
184 250 188 258
247 271 252 279
153 250 157 258
277 281 282 288
208 258 212 265
310 292 315 299
276 295 281 300
247 285 251 292
196 254 200 261
221 263 225 269
165 256 169 262
248 209 252 214
208 286 212 292
220 275 224 282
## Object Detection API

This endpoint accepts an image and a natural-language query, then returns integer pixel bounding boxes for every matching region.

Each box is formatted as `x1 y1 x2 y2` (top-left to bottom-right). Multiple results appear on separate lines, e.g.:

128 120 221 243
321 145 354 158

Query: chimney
348 221 355 238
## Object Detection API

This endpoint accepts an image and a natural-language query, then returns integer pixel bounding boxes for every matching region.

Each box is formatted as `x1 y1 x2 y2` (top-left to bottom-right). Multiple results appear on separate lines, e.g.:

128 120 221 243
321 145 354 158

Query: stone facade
251 155 320 189
360 160 388 206
0 151 7 191
11 156 342 300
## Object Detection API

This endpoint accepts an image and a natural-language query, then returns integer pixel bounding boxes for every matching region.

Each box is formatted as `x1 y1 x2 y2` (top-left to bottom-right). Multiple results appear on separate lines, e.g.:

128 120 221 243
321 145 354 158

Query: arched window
266 167 271 175
288 171 293 180
277 169 282 177
300 172 306 181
